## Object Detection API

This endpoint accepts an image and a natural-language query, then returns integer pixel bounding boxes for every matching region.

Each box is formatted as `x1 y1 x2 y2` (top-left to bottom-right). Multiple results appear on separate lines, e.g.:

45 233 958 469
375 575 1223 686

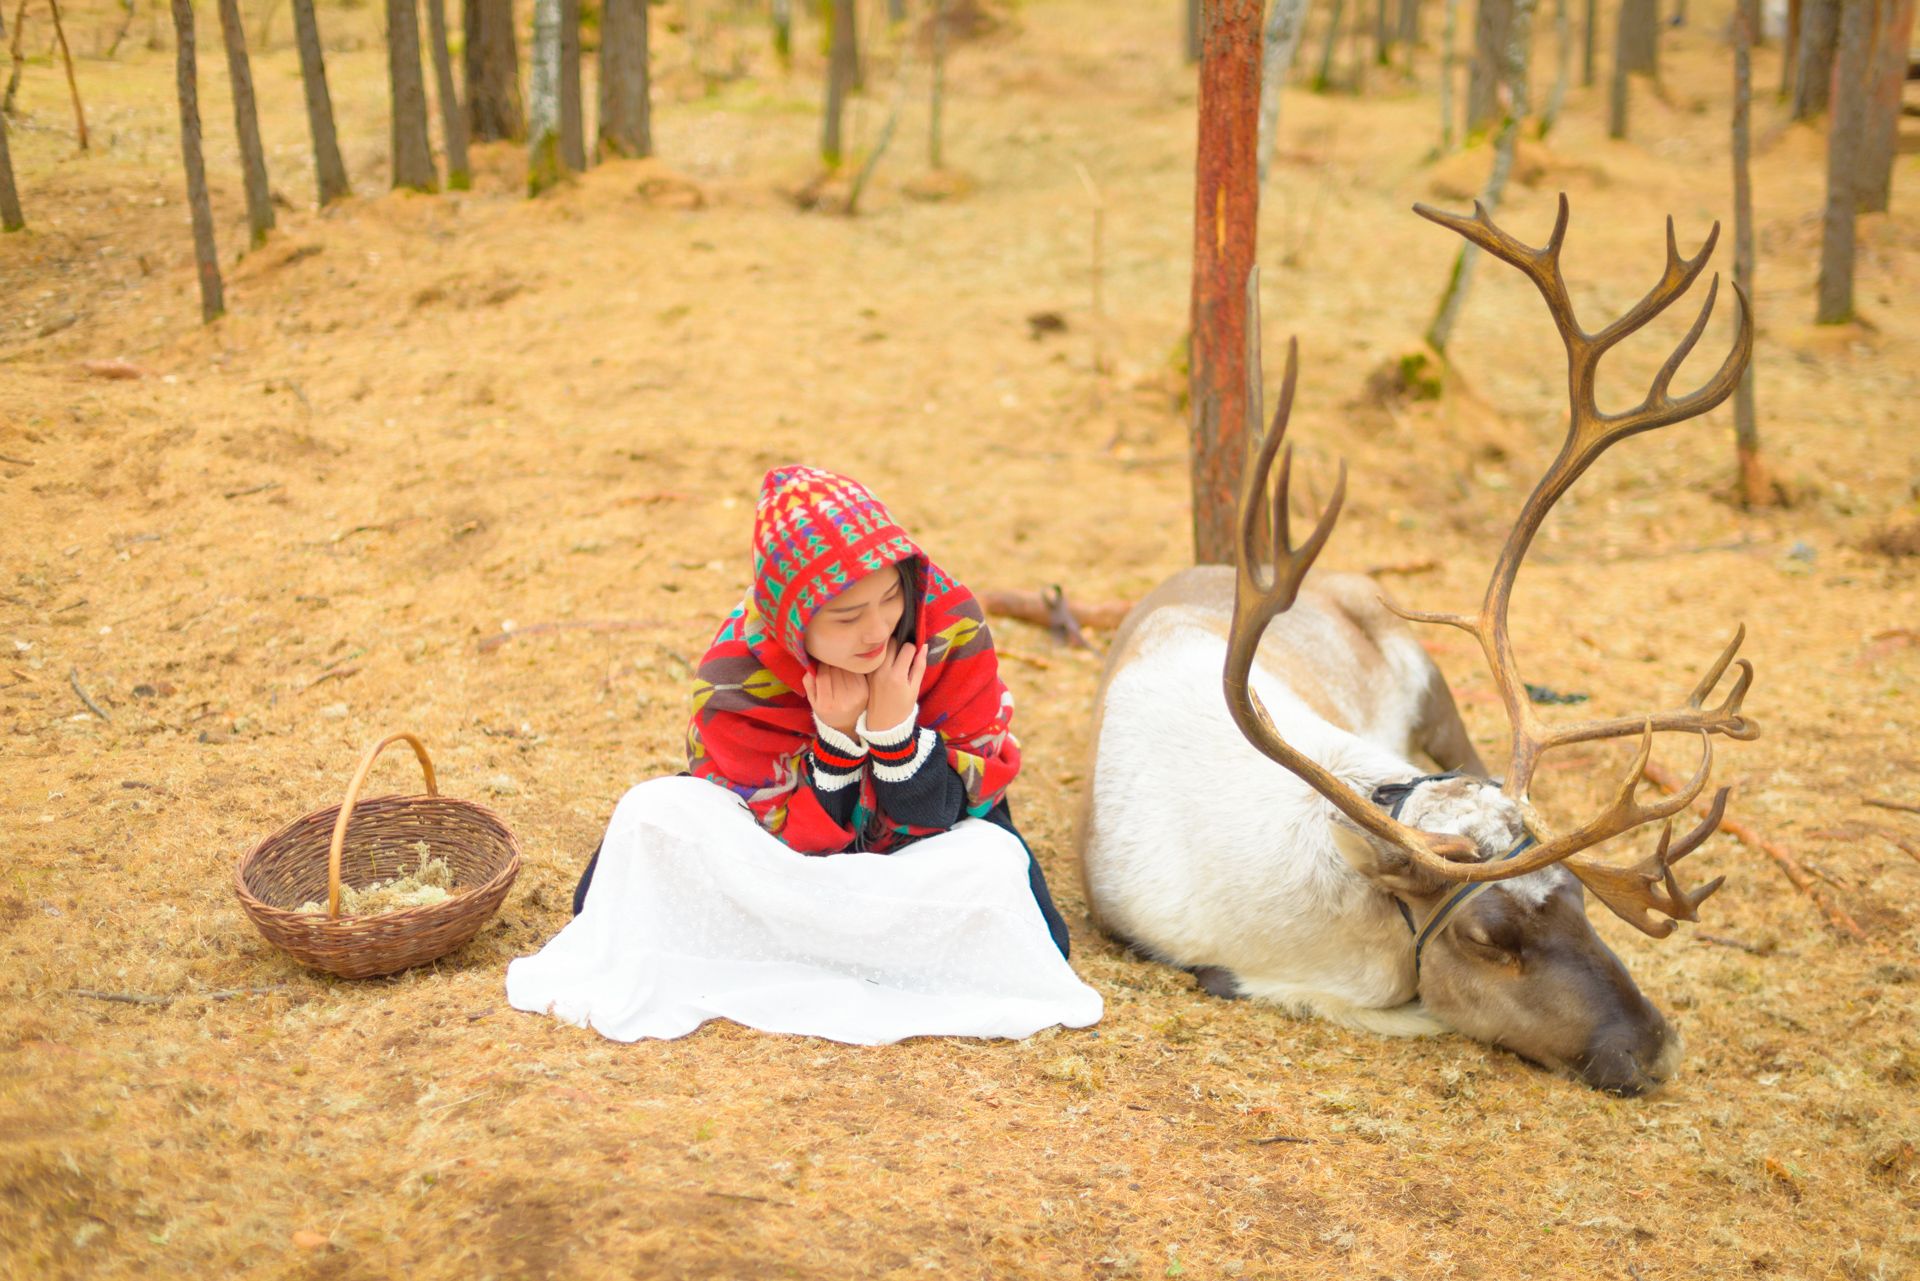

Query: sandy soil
2 0 1917 1276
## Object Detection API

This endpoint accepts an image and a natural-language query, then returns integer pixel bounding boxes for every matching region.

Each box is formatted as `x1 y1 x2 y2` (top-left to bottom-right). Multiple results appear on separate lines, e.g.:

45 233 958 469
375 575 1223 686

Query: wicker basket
234 732 522 979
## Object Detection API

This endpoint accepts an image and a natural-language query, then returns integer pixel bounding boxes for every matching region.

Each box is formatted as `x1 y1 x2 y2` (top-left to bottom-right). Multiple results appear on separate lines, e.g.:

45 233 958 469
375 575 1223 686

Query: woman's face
802 567 906 674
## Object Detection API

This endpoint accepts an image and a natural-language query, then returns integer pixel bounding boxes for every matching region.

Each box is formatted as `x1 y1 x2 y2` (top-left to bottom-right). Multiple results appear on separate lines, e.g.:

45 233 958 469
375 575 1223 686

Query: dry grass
2 0 1918 1277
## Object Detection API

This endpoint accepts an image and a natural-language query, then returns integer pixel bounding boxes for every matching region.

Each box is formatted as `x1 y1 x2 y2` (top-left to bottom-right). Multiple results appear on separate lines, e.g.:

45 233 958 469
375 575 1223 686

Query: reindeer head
1224 199 1756 1093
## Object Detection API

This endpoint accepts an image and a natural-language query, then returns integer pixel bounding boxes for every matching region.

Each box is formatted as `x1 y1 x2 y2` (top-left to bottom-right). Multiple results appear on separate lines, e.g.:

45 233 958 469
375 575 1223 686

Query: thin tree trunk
559 0 585 170
0 3 20 231
888 0 905 22
465 0 524 141
47 0 87 151
822 0 854 166
0 2 22 232
1258 0 1310 184
1815 0 1871 321
1582 0 1596 82
597 0 651 158
1376 0 1393 62
291 0 350 204
1313 0 1347 89
1780 0 1801 96
528 0 564 192
1189 0 1262 566
1186 0 1202 62
424 0 470 187
1428 0 1534 352
930 0 947 168
1399 0 1422 50
171 0 224 322
4 0 26 116
1608 0 1632 136
1857 0 1914 211
1792 0 1836 116
387 0 438 189
1618 0 1658 75
1538 0 1570 135
1467 0 1513 134
1731 0 1771 504
1440 0 1460 146
772 0 792 69
216 0 273 246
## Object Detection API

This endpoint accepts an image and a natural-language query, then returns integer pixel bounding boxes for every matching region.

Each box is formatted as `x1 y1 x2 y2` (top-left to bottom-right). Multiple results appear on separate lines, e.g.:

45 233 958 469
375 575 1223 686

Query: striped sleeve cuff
857 707 936 785
809 716 867 793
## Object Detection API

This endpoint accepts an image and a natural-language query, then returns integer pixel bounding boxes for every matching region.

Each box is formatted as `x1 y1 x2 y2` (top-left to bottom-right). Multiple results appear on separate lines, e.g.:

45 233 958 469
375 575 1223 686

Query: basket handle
325 732 440 919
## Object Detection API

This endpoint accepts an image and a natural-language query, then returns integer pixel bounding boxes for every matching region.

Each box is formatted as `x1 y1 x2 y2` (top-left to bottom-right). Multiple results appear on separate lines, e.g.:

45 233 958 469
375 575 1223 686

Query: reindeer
1077 197 1757 1095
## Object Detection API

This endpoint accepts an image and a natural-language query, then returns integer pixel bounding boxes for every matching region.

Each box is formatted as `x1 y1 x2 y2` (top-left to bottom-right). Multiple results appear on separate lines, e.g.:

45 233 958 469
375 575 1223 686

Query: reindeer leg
1413 669 1491 777
1192 966 1246 1000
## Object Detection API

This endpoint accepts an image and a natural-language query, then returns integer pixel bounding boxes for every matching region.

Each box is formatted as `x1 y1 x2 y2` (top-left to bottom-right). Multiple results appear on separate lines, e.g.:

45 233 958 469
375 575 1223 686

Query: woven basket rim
233 791 522 924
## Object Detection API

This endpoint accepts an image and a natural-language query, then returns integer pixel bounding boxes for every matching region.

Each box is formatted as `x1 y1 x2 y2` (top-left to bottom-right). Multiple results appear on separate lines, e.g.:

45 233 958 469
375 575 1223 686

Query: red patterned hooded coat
686 466 1021 854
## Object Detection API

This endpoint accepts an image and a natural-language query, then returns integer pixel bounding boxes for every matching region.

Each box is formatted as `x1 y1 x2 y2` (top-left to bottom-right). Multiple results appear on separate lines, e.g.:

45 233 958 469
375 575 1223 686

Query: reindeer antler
1379 195 1757 932
1221 205 1756 938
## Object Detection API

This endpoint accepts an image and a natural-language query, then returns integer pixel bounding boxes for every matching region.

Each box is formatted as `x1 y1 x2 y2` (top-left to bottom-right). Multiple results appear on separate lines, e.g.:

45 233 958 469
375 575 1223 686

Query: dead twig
302 665 360 691
45 0 85 151
70 989 171 1006
223 481 281 499
1696 933 1772 955
478 620 661 654
1250 1135 1315 1145
1642 761 1869 944
1862 796 1920 816
1365 558 1439 577
980 589 1132 633
68 667 110 722
703 1190 793 1207
1042 585 1091 650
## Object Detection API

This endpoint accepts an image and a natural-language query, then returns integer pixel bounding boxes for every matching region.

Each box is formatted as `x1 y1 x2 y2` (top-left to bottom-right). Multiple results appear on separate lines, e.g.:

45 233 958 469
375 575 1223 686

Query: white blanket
506 776 1103 1045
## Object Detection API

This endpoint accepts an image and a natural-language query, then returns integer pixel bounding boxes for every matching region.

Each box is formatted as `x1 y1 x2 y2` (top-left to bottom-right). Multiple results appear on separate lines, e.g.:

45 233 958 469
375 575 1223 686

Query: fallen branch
69 983 287 1007
223 481 281 499
478 619 661 654
1365 558 1438 577
301 665 360 691
1695 933 1773 955
980 589 1131 633
1862 796 1920 816
703 1190 793 1207
1250 1135 1315 1146
1642 761 1868 943
68 667 110 722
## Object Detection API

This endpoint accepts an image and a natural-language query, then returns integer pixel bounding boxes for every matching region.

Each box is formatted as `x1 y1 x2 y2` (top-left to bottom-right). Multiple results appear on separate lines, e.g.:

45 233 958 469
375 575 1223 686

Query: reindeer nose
1577 1010 1679 1097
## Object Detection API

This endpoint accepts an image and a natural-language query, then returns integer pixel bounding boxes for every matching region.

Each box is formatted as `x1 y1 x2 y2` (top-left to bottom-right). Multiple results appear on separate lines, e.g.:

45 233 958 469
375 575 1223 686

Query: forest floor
3 0 1918 1277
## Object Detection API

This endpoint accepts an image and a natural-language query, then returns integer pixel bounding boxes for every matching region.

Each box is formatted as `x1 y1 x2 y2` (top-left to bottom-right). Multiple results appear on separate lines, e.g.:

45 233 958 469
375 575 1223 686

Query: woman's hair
891 560 919 647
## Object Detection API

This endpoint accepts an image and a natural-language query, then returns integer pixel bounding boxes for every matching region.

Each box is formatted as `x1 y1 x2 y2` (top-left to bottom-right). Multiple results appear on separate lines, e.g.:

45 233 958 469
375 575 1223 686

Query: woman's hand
865 642 928 734
803 663 869 738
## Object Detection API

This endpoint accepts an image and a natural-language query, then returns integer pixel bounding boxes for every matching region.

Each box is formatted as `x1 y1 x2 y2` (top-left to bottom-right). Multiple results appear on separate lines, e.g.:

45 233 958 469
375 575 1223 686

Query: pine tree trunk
559 0 585 170
822 0 855 167
1731 0 1771 504
0 4 23 231
1399 0 1422 51
1189 0 1262 566
1608 0 1632 136
1376 0 1394 63
930 0 947 168
1582 0 1596 82
1429 0 1534 352
1467 0 1513 135
528 0 565 192
387 0 438 190
1856 0 1913 211
1791 0 1836 116
465 0 524 141
1440 0 1461 146
1780 0 1801 96
1186 0 1202 63
1538 0 1570 135
424 0 470 187
216 0 273 246
772 0 793 69
1257 0 1310 183
1313 0 1347 90
1815 0 1872 322
1619 0 1658 75
598 0 652 159
290 0 350 204
171 0 224 322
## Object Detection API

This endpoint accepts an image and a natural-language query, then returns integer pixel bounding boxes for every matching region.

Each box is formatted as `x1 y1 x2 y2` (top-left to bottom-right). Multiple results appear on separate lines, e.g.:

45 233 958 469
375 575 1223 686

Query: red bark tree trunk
1189 0 1264 566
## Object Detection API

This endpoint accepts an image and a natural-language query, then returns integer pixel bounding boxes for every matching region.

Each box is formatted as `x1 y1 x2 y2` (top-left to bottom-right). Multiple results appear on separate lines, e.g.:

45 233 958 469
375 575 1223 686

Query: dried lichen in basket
233 732 522 979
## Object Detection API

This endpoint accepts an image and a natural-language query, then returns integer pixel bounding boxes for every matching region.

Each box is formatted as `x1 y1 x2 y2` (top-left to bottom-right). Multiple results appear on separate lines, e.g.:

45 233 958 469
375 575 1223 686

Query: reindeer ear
1329 821 1473 899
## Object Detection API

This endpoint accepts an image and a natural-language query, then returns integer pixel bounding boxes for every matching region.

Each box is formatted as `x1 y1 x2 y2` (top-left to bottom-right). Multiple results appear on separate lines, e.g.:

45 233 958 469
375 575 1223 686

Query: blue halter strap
1371 771 1535 980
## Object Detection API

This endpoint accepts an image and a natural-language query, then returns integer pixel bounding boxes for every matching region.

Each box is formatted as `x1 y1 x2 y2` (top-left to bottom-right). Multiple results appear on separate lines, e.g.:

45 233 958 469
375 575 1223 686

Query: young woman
506 465 1100 1045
